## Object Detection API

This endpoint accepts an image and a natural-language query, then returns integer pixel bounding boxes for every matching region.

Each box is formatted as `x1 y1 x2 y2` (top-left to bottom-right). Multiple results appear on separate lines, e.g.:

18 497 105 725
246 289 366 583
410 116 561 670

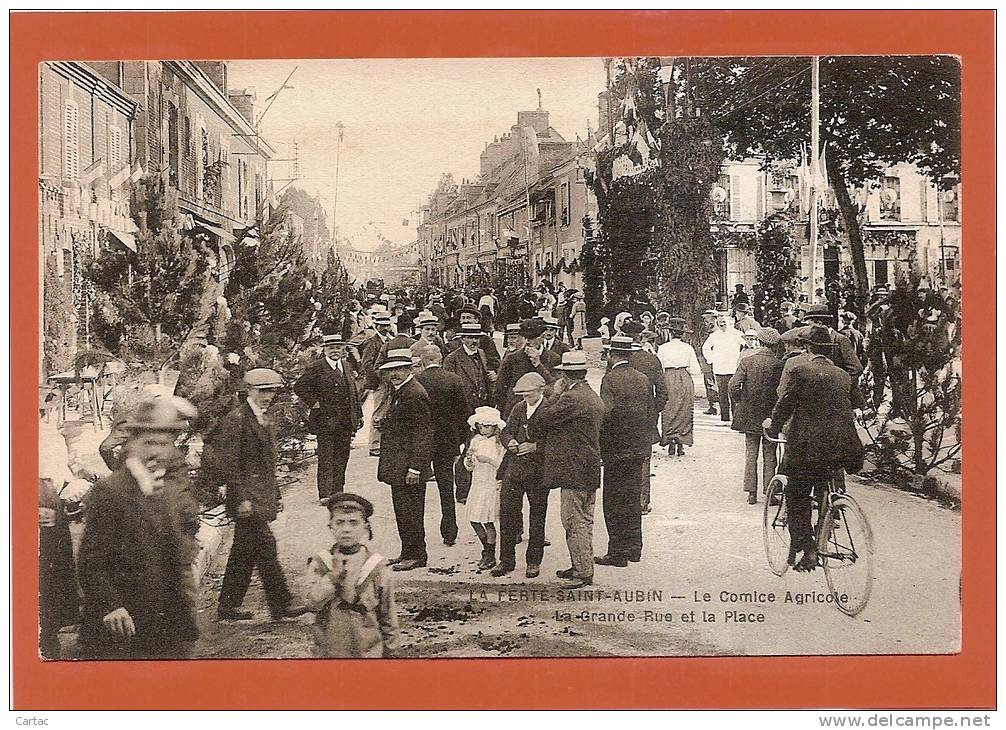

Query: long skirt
660 367 695 446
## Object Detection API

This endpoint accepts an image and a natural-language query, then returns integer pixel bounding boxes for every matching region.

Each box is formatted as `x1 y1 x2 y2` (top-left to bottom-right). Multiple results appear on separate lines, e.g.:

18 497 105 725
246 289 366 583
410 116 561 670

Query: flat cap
513 372 547 394
325 492 374 518
757 327 781 346
243 368 284 389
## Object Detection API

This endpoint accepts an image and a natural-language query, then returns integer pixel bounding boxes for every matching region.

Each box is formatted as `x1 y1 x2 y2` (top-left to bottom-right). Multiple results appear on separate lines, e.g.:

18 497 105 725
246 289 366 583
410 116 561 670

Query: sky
228 58 605 250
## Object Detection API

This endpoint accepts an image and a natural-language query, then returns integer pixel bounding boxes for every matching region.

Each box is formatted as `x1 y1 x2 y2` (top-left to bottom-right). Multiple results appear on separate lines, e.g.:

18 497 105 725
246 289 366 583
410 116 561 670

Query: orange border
11 10 995 710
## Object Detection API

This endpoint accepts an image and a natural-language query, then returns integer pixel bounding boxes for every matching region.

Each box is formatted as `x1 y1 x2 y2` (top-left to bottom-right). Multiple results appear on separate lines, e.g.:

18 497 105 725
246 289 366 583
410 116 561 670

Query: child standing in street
305 493 399 657
463 406 507 571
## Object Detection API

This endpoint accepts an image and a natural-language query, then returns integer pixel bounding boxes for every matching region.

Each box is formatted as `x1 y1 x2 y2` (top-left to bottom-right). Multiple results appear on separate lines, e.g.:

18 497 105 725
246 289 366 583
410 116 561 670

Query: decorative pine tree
87 173 215 373
753 213 800 326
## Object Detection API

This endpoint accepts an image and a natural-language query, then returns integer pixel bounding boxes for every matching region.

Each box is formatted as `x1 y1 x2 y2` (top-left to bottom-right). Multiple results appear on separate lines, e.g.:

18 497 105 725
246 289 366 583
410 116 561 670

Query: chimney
228 88 256 125
517 109 549 134
597 90 614 140
194 61 228 95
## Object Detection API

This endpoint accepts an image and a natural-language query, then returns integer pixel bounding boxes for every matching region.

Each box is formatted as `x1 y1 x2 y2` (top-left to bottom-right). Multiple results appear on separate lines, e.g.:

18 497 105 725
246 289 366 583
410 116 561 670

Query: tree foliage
689 55 961 308
88 173 215 368
753 213 801 325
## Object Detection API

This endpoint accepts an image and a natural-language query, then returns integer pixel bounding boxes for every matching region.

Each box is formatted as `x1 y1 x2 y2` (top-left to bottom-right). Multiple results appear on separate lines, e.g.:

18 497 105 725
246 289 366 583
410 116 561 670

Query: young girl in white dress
463 406 507 571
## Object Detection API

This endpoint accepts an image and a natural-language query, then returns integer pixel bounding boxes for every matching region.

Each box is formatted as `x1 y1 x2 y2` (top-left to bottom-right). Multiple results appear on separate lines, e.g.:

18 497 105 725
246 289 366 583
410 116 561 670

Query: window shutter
64 100 79 180
109 126 123 169
730 174 742 221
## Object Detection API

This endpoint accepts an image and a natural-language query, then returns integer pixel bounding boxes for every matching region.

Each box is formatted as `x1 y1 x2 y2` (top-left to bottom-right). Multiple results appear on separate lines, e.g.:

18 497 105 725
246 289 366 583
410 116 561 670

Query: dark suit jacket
536 380 606 490
293 357 363 434
443 346 492 415
377 377 434 486
600 363 656 461
542 336 571 358
78 468 197 653
416 365 469 454
628 349 669 441
769 354 864 477
498 396 553 486
213 401 281 521
360 331 392 389
494 349 559 417
729 348 784 435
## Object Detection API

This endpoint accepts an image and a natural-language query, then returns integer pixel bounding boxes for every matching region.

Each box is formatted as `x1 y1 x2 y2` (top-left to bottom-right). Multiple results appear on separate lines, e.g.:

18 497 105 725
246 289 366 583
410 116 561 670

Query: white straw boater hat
378 348 413 370
468 405 506 430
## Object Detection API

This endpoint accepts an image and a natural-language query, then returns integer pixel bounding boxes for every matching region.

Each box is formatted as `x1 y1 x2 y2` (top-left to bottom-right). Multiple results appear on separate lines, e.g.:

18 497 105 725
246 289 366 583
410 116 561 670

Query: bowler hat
244 368 284 390
620 320 645 336
668 317 689 333
554 351 588 371
513 372 546 394
378 348 413 370
519 318 547 339
122 397 196 433
756 327 782 346
325 492 374 518
458 304 482 318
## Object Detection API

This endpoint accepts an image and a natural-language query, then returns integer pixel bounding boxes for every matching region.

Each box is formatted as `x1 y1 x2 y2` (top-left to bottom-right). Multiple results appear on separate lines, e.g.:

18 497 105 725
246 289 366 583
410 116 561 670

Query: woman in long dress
569 291 587 349
656 318 702 456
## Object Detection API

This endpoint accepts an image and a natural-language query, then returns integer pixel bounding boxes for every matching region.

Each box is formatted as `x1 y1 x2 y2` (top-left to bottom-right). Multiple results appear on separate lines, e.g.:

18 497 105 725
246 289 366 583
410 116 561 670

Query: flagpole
808 56 820 305
524 126 533 286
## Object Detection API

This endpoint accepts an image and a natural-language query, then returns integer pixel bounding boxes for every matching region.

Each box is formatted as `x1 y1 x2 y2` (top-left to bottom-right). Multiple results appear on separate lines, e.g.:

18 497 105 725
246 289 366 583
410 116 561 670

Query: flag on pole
109 163 131 189
80 158 106 186
129 162 144 183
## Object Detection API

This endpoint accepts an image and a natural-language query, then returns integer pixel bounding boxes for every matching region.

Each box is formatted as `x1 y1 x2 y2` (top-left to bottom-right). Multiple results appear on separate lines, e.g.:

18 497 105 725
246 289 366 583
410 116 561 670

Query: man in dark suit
494 318 559 418
77 398 200 658
729 327 784 504
443 322 494 416
541 315 572 359
294 334 363 503
765 326 864 572
536 351 606 589
455 304 501 370
215 369 307 621
620 320 668 515
360 311 396 456
596 336 655 568
377 349 434 571
415 344 468 546
492 372 552 578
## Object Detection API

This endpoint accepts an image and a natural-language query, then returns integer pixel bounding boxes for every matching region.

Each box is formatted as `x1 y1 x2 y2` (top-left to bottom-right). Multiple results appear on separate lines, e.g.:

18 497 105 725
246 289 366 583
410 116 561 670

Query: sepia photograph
36 52 963 662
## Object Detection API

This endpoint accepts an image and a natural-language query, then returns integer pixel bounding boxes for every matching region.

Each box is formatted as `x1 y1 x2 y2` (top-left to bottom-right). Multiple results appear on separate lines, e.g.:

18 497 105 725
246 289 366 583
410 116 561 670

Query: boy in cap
77 397 201 658
215 369 307 622
305 493 400 657
294 334 364 503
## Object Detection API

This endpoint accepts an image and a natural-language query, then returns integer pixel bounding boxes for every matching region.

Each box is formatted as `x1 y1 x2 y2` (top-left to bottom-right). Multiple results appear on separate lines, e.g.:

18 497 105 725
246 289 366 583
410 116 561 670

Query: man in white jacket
702 314 745 422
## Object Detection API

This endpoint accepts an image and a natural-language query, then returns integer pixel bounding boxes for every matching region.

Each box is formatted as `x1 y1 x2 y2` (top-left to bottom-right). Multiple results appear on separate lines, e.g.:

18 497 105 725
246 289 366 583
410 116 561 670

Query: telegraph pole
333 121 345 241
808 56 820 303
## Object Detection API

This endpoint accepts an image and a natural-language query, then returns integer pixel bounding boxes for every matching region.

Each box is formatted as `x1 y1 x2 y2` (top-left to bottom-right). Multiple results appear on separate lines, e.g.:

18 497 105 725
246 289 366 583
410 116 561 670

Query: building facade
39 61 140 375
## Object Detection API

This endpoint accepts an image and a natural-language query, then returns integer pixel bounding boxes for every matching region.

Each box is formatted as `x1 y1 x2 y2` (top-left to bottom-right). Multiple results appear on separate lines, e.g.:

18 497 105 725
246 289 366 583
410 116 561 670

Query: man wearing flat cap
493 318 559 419
764 325 864 571
77 397 201 658
728 328 784 504
535 351 606 589
294 334 364 504
492 372 553 578
215 369 307 622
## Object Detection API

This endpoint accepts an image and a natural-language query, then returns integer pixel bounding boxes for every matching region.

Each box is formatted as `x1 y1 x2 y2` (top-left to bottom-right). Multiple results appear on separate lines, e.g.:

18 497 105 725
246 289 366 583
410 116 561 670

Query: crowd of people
39 276 958 660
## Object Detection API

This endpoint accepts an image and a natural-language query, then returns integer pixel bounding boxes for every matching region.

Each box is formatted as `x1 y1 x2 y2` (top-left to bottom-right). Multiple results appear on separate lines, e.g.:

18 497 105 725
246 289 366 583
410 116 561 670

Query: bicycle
762 432 875 617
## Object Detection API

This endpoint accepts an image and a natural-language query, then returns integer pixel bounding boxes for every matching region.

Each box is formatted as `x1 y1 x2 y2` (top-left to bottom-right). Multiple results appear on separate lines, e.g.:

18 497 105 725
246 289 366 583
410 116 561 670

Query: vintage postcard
13 9 994 711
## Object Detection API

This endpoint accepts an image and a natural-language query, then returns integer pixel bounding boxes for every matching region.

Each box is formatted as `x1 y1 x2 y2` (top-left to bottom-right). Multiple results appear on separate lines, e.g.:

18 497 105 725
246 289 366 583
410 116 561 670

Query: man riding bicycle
763 325 865 572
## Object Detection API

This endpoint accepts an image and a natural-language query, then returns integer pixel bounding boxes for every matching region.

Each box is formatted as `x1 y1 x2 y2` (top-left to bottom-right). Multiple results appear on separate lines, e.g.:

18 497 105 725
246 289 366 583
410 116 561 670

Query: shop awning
106 229 137 253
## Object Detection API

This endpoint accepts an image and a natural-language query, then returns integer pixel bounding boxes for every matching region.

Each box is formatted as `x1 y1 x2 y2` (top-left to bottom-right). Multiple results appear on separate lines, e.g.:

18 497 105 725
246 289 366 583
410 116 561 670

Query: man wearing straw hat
443 322 494 417
410 311 446 357
595 336 654 568
536 350 605 589
377 349 434 571
77 397 200 658
216 369 308 622
294 333 364 503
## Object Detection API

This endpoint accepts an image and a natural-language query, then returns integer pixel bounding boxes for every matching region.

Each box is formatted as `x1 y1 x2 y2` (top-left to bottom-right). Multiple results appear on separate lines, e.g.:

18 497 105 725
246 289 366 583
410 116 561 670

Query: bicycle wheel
819 494 875 617
763 475 790 577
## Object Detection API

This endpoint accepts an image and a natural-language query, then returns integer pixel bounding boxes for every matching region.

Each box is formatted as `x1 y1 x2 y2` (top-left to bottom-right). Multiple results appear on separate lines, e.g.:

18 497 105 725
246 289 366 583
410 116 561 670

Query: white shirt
393 374 415 392
246 396 268 426
657 339 702 376
524 395 544 421
702 328 745 376
325 356 344 374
